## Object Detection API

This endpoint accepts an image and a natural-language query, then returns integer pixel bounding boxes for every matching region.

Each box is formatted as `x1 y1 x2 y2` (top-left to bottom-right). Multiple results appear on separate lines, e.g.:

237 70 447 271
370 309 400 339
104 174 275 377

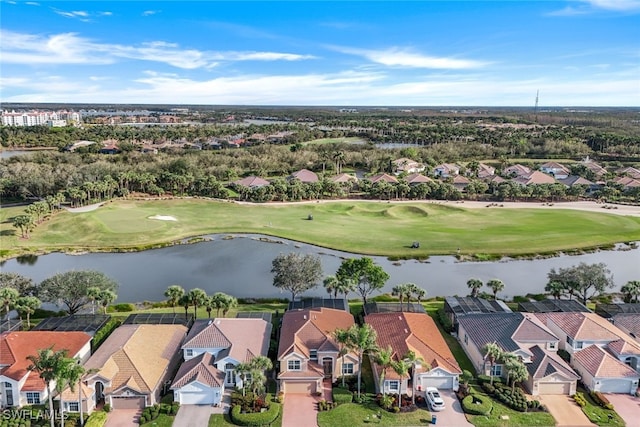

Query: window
387 381 399 392
288 360 301 371
575 341 584 350
490 365 502 376
310 349 318 361
67 402 79 412
464 334 468 344
548 342 556 350
185 349 193 357
566 336 574 346
342 363 354 375
26 392 40 404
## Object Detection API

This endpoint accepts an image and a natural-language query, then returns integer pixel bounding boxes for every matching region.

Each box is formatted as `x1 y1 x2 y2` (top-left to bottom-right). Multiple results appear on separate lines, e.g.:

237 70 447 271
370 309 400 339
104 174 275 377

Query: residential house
539 162 570 179
536 312 640 393
288 169 318 183
457 313 579 395
476 163 496 179
612 314 640 343
512 171 557 186
82 324 187 412
433 163 460 178
233 176 270 188
0 331 92 409
365 312 462 396
615 176 640 191
444 297 512 333
504 164 531 178
330 173 358 184
617 167 640 180
581 158 607 179
171 318 271 405
368 173 399 184
452 175 471 192
392 158 425 175
558 176 598 193
277 308 357 394
404 173 432 185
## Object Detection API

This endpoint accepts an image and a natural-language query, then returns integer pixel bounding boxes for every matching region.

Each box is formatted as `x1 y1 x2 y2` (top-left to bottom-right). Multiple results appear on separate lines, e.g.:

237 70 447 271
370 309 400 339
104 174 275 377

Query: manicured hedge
494 386 527 412
332 387 353 405
230 402 281 426
462 394 492 416
84 411 108 427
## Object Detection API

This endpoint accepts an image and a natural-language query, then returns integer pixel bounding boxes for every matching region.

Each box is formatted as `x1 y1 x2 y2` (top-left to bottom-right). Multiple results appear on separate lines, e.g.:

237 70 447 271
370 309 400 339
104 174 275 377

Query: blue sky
1 1 639 106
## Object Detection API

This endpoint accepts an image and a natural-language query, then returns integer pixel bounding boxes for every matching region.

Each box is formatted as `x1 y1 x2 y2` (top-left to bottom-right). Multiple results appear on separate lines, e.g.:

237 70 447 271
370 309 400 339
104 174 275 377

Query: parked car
426 387 445 411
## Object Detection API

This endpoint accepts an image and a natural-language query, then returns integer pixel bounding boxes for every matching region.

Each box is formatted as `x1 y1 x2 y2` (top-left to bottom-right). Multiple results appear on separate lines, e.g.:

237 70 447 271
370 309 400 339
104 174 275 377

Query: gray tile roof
171 352 225 389
526 345 579 380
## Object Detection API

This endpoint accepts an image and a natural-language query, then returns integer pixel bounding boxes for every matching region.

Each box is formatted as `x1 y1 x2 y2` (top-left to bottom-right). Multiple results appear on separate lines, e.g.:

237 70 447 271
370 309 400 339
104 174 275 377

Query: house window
342 363 354 375
575 341 584 350
26 392 40 404
490 365 502 376
548 342 556 350
288 360 301 371
67 402 79 412
185 349 193 357
566 336 574 346
387 381 399 392
310 349 318 361
464 334 468 344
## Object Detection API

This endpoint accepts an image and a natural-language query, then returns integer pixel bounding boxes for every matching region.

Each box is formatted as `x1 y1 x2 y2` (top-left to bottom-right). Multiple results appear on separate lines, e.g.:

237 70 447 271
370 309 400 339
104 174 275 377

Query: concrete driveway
537 395 595 427
173 404 214 427
606 393 640 427
429 390 473 427
104 409 140 427
282 394 319 427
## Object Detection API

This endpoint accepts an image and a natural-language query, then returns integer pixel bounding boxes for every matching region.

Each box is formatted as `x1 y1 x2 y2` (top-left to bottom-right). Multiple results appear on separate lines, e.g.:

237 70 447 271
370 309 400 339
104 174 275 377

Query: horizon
2 0 639 106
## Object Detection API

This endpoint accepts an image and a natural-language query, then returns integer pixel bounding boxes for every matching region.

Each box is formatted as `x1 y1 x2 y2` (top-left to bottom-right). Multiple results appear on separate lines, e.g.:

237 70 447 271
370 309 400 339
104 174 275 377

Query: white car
425 387 445 411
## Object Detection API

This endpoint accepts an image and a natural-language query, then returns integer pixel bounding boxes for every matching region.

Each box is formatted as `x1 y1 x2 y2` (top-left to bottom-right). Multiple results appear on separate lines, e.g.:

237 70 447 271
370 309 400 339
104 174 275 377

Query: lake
1 234 638 303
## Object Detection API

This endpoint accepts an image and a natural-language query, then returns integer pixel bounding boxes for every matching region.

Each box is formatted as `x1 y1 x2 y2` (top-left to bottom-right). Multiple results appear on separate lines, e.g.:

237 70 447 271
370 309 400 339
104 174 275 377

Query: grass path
2 199 640 259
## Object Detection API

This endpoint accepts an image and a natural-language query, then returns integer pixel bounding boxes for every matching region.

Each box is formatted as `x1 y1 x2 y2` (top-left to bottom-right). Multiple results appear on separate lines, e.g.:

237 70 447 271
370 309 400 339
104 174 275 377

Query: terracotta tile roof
368 173 399 184
289 169 318 183
277 361 324 379
365 312 461 382
0 331 91 391
85 324 186 395
453 175 471 184
58 382 94 402
405 173 432 184
171 352 225 389
540 162 570 172
504 164 531 177
615 176 640 188
513 171 557 185
434 163 460 174
477 163 495 178
574 345 640 378
487 175 506 184
541 313 638 346
331 173 358 183
607 339 640 357
526 345 579 380
183 320 231 349
277 308 355 360
613 314 640 341
617 166 640 179
234 176 270 187
559 176 595 187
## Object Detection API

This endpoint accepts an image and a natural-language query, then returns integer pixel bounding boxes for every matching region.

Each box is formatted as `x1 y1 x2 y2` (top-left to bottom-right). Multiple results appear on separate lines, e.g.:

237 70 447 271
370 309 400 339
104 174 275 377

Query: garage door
538 382 571 395
284 381 316 394
180 390 216 405
598 379 632 394
111 396 146 409
423 376 453 390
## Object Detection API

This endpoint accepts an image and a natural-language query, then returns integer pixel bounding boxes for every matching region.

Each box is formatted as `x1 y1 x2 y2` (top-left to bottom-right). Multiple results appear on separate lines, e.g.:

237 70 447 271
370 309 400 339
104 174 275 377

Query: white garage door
284 381 316 394
538 382 571 395
111 396 146 409
598 379 632 394
180 390 216 405
423 376 454 390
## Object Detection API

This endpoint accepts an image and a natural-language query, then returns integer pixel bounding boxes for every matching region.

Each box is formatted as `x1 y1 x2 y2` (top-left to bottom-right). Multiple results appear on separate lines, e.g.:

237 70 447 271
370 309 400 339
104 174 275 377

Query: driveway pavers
282 393 319 427
104 409 140 427
537 395 595 427
606 393 640 427
173 404 214 427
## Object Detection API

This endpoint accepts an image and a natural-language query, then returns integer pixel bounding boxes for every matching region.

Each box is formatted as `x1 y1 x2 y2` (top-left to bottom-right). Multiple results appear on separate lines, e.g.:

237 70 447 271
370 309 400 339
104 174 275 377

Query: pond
1 234 638 303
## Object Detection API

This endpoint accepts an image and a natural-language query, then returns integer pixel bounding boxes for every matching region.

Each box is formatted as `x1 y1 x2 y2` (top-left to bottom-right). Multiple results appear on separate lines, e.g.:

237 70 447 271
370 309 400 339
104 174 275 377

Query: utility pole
534 90 539 123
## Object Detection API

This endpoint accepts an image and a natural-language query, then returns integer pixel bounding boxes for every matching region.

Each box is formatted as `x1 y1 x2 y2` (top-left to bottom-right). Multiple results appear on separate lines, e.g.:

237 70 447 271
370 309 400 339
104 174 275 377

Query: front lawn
466 388 556 427
208 405 283 427
317 402 433 426
577 389 624 427
140 413 174 427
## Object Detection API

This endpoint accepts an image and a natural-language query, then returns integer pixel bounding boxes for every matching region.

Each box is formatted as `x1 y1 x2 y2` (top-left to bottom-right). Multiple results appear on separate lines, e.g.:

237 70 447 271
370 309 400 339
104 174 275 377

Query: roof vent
304 315 307 320
208 320 212 325
404 328 408 334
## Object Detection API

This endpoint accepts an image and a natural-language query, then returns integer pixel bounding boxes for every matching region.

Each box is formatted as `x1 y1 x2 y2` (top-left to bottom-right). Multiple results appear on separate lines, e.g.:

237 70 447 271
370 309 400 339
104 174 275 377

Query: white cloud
26 2 40 6
331 46 487 69
142 10 159 16
0 30 316 69
579 0 640 11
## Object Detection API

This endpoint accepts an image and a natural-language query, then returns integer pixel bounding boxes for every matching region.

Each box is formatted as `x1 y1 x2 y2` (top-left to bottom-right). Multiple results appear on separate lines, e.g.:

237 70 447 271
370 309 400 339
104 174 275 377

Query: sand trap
148 215 177 221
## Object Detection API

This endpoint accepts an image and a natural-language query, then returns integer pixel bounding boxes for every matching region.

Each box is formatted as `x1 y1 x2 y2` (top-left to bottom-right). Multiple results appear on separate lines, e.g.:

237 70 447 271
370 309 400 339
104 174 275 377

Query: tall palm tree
0 287 19 328
15 296 41 328
178 294 191 320
234 362 252 397
345 324 379 399
545 280 565 300
97 290 117 314
55 357 84 427
332 328 351 388
375 346 394 395
483 342 503 386
86 286 101 314
391 359 410 408
188 288 208 318
221 294 238 317
27 347 68 427
410 285 427 307
323 275 339 299
403 350 425 404
487 279 505 300
621 280 640 303
392 284 409 312
466 278 483 298
164 285 185 314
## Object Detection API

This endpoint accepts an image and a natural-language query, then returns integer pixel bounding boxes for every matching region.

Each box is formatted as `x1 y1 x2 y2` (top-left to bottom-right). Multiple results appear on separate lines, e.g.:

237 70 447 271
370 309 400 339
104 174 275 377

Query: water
1 235 638 303
1 150 32 159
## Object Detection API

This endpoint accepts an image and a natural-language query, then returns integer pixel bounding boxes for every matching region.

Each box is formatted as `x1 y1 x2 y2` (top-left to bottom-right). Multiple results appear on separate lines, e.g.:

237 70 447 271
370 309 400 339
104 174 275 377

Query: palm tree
164 285 185 314
410 285 427 307
97 290 117 314
332 328 351 388
55 357 82 427
392 284 410 312
391 359 410 408
188 288 208 318
234 362 252 397
178 294 191 320
545 280 565 300
323 275 339 299
345 324 379 399
483 342 503 386
487 279 505 300
204 296 215 319
375 346 394 395
86 286 101 315
403 350 425 405
621 280 640 303
466 278 483 298
27 347 68 427
221 294 238 317
0 287 19 328
15 296 41 328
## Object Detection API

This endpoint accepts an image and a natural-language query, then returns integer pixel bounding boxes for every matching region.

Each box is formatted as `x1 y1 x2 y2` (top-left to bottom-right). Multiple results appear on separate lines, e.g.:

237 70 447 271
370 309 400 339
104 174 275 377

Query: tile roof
289 169 318 183
477 163 495 178
513 171 557 185
331 173 358 183
405 173 432 184
526 345 579 380
84 324 186 395
365 312 461 381
504 164 531 177
574 345 640 378
368 173 399 184
277 308 354 360
171 352 225 389
0 331 91 391
234 176 270 187
458 313 558 354
559 176 595 187
613 314 640 341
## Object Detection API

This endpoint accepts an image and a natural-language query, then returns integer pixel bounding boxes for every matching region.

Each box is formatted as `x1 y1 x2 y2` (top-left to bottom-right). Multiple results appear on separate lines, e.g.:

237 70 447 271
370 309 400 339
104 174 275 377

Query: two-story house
277 308 356 394
392 158 425 175
539 162 570 179
171 318 271 405
458 313 579 395
0 331 92 409
433 163 460 178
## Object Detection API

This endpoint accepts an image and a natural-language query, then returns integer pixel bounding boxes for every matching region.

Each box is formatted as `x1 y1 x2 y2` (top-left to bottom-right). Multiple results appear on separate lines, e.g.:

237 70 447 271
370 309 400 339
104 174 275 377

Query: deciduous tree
38 270 118 315
271 252 323 301
336 257 389 305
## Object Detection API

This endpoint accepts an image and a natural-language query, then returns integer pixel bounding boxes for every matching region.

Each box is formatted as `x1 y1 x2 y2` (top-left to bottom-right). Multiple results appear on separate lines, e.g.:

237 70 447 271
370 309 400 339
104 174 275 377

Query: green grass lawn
577 389 625 427
317 402 433 427
140 414 174 427
3 199 639 260
209 407 283 427
467 388 556 427
301 137 366 145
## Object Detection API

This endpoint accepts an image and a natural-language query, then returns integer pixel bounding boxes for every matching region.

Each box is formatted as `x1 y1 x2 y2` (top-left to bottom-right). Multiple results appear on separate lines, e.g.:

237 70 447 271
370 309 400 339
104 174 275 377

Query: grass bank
3 199 640 260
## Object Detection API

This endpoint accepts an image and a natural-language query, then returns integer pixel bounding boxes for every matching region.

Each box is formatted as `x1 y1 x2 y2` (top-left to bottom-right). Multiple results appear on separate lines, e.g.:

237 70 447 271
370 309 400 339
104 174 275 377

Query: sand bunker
148 215 177 221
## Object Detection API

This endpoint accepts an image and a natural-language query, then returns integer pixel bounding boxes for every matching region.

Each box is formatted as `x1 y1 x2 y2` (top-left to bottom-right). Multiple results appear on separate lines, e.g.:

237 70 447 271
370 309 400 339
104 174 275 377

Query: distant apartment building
1 110 80 127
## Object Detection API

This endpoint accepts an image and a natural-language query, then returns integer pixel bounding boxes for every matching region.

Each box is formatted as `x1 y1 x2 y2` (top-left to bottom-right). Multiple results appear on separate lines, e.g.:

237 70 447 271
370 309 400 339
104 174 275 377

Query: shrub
481 382 496 395
436 308 453 332
332 387 353 405
590 391 611 408
138 416 146 425
493 387 528 412
462 394 492 416
477 375 502 385
84 411 107 427
103 404 111 413
573 392 587 407
107 303 135 312
512 295 529 303
92 318 123 352
230 402 281 426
